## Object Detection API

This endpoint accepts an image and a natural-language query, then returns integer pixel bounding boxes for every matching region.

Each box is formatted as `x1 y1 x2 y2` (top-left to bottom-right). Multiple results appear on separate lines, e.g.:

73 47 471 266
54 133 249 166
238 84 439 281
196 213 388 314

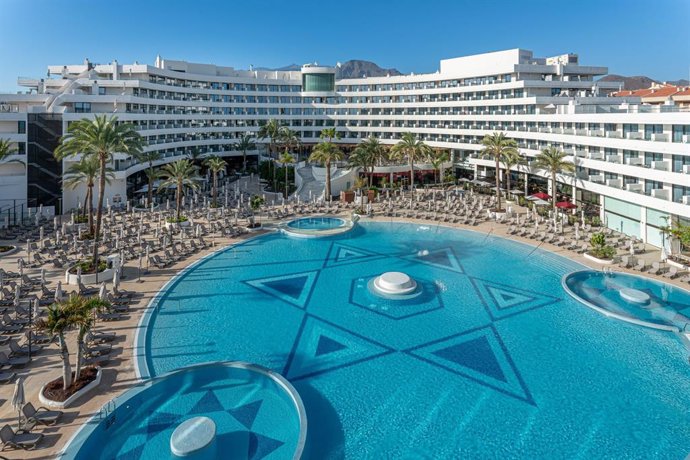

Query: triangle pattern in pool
324 242 384 267
146 411 181 440
188 389 225 414
248 432 285 460
244 270 319 309
228 400 263 429
285 316 393 380
407 325 534 405
470 277 561 320
401 247 464 273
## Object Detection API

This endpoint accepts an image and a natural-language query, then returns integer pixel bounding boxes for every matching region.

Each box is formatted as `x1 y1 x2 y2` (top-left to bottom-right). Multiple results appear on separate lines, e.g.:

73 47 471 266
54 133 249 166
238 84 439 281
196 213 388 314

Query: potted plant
584 232 617 264
247 195 265 230
37 295 110 408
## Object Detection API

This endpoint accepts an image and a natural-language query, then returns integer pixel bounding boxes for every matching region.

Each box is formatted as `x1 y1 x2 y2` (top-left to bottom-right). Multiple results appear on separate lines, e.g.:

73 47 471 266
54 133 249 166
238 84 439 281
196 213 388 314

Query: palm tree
350 136 386 188
480 132 518 212
55 115 145 264
159 159 201 221
320 127 340 144
278 151 296 198
258 120 284 192
69 295 110 381
63 156 114 233
133 150 163 207
429 150 450 184
501 149 525 198
234 134 256 174
204 156 226 206
186 146 204 164
37 301 77 390
533 146 576 210
391 132 432 189
0 138 23 165
309 141 344 200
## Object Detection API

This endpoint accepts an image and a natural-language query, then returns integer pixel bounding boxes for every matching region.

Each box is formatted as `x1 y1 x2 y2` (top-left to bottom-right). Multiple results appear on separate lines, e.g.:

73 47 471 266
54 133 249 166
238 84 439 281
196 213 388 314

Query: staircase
295 166 325 202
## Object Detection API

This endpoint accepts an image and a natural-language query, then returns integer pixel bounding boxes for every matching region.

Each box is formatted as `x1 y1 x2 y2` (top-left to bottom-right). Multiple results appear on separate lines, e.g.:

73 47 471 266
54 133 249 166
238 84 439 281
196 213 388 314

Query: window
17 121 25 134
644 124 663 140
74 102 91 113
98 87 106 95
672 125 690 142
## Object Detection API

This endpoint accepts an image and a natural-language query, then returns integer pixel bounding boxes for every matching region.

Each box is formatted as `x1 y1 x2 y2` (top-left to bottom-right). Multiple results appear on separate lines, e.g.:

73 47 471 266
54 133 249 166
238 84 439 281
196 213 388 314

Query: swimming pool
286 217 346 230
563 270 690 332
63 362 306 460
121 222 690 457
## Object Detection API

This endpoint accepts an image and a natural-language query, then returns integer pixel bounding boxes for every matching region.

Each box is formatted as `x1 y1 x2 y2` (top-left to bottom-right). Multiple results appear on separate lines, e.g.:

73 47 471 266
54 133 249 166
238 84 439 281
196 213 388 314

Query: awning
556 201 577 209
528 192 551 201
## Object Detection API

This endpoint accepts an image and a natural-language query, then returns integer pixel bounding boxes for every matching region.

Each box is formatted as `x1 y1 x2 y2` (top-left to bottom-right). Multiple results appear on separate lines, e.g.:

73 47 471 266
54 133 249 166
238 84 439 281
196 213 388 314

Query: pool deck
0 207 688 459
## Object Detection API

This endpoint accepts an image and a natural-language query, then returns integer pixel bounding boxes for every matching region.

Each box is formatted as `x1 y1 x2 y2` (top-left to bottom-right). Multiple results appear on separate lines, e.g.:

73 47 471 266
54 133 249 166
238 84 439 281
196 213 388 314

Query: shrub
589 232 616 260
166 216 189 223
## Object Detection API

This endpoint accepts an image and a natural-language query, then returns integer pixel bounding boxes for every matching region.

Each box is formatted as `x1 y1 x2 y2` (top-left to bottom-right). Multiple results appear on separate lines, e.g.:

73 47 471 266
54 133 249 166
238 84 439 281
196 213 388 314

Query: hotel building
0 49 688 247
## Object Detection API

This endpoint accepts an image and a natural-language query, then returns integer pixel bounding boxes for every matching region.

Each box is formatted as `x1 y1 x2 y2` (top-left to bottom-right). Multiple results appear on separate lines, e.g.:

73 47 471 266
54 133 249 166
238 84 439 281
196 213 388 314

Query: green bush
250 195 265 211
589 232 616 260
69 258 107 274
73 214 88 224
166 216 189 223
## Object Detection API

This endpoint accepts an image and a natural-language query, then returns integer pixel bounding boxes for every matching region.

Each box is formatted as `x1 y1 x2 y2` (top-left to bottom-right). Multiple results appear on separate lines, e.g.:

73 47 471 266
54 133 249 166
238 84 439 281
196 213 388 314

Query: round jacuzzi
61 362 307 460
281 216 354 238
562 270 690 332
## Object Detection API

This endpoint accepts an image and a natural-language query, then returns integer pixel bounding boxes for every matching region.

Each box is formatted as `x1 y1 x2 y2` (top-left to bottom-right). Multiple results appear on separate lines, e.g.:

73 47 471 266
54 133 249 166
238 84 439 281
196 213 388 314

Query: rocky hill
599 74 689 90
256 60 401 78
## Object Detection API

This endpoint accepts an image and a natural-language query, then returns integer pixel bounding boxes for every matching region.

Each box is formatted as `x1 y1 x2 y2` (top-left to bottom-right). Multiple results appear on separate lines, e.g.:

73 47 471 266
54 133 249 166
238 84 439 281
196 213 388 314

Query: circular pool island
280 216 354 238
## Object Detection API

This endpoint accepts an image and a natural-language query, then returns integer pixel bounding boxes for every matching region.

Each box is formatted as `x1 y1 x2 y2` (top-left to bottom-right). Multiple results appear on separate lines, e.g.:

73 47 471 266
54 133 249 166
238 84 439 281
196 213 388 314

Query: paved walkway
0 204 686 458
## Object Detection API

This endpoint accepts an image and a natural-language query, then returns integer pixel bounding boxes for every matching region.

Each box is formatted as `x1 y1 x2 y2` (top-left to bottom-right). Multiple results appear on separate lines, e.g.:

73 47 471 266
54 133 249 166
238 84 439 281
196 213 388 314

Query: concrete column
640 205 647 243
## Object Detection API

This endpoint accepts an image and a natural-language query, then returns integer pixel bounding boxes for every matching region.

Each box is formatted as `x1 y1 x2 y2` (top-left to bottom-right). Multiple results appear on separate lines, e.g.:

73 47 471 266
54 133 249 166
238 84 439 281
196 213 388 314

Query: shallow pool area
63 362 306 460
563 270 690 332
77 222 690 458
280 217 354 238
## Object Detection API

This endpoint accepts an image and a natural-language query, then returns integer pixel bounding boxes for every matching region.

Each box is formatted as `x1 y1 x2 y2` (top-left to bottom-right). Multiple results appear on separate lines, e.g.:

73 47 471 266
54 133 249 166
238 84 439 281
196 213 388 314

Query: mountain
255 60 402 78
599 74 689 90
338 60 402 78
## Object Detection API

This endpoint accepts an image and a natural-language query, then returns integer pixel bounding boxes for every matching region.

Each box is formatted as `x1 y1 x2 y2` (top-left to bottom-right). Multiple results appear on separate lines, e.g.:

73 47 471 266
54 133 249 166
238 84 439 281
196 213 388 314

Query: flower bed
39 367 102 409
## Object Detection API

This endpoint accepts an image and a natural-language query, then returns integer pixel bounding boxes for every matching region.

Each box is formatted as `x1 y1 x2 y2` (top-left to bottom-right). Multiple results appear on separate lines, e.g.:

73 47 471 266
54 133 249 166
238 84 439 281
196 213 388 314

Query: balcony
589 174 605 184
626 183 643 193
684 165 690 174
651 133 669 142
651 188 669 200
587 151 604 160
625 132 642 140
651 160 670 171
606 178 622 188
625 157 643 166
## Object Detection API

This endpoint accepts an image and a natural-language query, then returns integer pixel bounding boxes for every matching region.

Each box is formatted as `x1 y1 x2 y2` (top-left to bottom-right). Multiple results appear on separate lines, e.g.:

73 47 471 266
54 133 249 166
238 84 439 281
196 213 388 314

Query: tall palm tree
133 150 162 207
37 301 77 390
234 134 256 174
159 159 201 221
258 120 284 192
55 115 145 264
480 132 518 212
69 295 110 381
320 127 340 144
309 141 344 200
429 150 450 184
63 156 114 233
391 132 432 189
204 156 226 206
278 151 296 198
534 146 576 210
350 136 386 188
0 138 23 165
501 149 525 198
186 146 204 165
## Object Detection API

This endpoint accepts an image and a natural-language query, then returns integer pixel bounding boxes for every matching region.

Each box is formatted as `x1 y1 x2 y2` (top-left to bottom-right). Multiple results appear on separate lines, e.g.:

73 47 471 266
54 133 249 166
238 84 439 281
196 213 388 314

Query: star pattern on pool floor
399 246 465 273
283 315 394 380
405 325 535 405
470 277 562 320
323 242 386 268
244 270 320 309
115 391 288 460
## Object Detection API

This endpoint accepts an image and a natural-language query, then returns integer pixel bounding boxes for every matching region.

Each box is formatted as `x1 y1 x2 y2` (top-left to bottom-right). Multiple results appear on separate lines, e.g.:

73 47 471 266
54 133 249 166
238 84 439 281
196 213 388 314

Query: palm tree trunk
285 165 289 198
212 173 217 205
82 189 89 219
552 171 557 210
495 157 502 211
409 159 415 189
75 329 85 381
93 154 107 264
176 179 182 221
88 184 94 234
369 165 374 188
325 162 331 200
147 165 154 207
242 150 247 173
59 334 72 390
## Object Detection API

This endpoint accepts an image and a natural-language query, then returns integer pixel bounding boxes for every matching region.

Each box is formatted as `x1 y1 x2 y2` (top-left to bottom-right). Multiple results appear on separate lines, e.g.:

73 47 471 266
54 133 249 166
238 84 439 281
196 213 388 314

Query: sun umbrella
26 240 31 264
556 201 577 209
660 246 668 262
76 266 82 286
533 199 550 206
55 281 63 302
99 282 107 301
113 267 120 290
529 192 551 201
11 377 25 427
40 268 46 285
14 284 20 307
39 226 44 247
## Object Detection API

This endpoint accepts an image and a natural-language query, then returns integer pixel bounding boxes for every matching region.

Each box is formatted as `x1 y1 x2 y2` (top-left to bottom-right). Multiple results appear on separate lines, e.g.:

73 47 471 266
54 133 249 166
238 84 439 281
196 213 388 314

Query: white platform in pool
170 416 217 458
373 272 418 295
620 288 651 305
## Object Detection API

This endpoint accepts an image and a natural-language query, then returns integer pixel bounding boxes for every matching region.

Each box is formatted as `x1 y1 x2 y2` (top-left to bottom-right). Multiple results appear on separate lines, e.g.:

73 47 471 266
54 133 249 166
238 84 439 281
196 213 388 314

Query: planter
667 258 688 270
246 224 263 233
340 191 355 203
583 252 615 265
133 205 160 212
65 266 114 285
165 220 191 230
39 367 103 409
0 245 18 257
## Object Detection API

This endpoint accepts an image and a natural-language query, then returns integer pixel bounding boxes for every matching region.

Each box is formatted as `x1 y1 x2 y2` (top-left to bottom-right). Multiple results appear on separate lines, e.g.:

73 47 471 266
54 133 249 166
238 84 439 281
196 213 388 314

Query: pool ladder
98 400 116 421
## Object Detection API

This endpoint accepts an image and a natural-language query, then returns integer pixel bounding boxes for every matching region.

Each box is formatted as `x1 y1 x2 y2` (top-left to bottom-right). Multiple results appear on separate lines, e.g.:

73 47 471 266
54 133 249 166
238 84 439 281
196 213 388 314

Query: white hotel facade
0 49 688 247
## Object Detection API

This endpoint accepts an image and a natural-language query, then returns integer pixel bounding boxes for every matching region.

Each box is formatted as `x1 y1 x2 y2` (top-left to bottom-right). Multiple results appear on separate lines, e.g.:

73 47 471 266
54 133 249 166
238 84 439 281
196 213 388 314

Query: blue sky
1 0 688 92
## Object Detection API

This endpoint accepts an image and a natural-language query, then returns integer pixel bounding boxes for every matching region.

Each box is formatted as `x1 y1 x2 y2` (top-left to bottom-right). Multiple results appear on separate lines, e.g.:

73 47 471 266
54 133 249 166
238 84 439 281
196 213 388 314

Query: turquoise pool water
66 363 305 460
135 222 690 458
286 217 345 230
564 270 690 332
